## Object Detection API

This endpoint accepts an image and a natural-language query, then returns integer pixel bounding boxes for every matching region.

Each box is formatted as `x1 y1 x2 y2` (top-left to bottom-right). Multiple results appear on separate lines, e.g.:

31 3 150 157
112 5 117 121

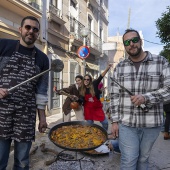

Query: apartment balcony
48 4 66 25
70 6 78 18
99 4 106 14
69 17 102 55
28 1 41 11
3 0 42 17
87 0 100 7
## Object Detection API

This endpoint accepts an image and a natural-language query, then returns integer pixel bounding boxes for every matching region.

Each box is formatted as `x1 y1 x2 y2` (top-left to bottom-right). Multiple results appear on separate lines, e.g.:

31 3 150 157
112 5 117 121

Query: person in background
0 16 49 170
54 75 84 122
163 103 170 140
94 76 104 95
109 139 121 154
98 81 104 91
109 28 170 170
79 64 112 131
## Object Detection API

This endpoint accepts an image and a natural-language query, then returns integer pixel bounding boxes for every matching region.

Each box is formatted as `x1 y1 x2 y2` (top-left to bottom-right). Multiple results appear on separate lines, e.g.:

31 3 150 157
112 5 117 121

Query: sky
108 0 170 55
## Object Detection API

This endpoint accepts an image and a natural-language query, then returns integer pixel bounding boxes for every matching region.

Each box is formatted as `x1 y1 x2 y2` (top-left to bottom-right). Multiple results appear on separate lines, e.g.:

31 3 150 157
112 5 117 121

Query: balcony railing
48 4 66 24
69 17 102 53
49 4 62 18
88 31 103 52
28 1 40 10
88 0 100 7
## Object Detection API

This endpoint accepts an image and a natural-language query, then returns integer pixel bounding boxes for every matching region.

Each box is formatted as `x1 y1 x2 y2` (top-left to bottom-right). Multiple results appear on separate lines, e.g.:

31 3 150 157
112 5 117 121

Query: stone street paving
7 113 170 170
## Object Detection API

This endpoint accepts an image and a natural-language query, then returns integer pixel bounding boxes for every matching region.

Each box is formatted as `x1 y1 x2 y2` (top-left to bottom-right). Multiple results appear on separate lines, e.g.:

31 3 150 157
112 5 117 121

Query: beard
21 32 37 45
126 46 142 57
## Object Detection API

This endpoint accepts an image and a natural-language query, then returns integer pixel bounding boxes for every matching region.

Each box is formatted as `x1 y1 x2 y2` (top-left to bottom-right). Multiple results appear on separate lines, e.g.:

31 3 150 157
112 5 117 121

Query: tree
159 45 170 62
156 6 170 61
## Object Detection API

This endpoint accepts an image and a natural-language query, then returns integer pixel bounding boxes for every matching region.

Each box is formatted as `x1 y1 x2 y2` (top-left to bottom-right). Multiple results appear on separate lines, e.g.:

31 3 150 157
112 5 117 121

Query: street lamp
80 27 90 75
80 27 89 45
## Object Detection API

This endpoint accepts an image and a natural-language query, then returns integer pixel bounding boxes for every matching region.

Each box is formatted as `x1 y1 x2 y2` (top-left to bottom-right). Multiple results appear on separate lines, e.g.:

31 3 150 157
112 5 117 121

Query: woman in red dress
79 64 112 131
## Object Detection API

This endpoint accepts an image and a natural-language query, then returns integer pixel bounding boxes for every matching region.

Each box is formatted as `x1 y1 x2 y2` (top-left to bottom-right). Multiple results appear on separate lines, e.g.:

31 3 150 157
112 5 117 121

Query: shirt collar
125 51 154 64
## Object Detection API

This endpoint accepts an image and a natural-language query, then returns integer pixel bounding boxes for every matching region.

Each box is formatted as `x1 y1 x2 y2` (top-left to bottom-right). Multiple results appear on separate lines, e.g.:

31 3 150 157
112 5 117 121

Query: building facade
0 0 109 115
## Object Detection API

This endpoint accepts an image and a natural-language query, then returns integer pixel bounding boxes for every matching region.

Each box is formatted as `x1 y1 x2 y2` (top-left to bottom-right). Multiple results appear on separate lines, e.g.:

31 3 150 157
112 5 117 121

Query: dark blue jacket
0 38 49 109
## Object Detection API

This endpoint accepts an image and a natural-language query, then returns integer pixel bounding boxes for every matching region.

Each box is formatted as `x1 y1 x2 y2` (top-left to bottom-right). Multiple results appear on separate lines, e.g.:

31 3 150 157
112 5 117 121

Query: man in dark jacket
163 104 170 139
0 16 49 170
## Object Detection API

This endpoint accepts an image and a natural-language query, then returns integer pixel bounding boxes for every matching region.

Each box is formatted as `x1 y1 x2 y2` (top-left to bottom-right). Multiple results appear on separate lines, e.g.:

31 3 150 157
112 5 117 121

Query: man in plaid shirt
109 28 170 170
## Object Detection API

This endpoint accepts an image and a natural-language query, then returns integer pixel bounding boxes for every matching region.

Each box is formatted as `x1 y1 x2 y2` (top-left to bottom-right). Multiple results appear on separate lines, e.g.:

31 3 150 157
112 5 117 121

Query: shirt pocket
144 73 162 91
117 73 134 90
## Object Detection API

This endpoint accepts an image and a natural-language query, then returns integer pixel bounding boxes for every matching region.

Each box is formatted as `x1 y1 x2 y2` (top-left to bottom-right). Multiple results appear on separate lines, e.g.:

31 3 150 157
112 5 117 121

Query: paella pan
48 121 108 151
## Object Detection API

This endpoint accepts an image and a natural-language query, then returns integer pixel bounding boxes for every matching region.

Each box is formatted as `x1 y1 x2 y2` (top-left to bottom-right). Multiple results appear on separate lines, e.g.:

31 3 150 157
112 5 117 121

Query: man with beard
109 28 170 170
0 16 49 169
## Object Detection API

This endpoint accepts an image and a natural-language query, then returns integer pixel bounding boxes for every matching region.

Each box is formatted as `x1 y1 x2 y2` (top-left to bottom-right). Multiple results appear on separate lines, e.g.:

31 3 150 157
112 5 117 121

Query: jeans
0 139 32 170
119 123 161 170
86 116 108 131
110 139 120 153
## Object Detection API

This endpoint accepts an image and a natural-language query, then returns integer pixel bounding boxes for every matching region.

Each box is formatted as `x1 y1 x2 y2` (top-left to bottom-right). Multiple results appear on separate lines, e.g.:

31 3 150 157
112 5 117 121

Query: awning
86 62 99 71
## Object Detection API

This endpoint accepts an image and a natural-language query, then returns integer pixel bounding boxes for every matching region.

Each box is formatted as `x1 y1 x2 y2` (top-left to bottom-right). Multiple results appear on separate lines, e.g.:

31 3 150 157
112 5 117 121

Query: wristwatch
111 121 118 124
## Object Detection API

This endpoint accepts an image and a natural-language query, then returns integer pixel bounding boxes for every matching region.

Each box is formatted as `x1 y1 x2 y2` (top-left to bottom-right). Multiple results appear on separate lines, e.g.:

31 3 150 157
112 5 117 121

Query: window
100 27 103 39
48 54 62 109
88 4 94 13
50 0 58 7
70 0 76 9
52 71 60 107
69 60 80 85
28 0 40 10
70 17 75 32
88 16 92 42
100 0 103 6
88 16 92 31
70 18 79 37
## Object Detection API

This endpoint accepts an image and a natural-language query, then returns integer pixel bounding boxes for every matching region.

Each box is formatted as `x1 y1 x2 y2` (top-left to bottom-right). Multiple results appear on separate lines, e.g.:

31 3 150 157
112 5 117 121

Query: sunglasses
123 37 140 46
24 25 39 33
84 78 90 81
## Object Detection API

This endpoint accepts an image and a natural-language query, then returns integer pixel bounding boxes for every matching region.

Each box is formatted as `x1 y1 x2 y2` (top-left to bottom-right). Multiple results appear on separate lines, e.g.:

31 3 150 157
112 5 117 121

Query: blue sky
108 0 169 55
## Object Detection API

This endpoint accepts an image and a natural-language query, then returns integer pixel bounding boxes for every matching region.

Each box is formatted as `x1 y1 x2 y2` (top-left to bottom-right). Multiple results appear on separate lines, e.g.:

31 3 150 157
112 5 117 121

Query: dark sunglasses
24 25 39 33
84 78 90 81
123 37 140 46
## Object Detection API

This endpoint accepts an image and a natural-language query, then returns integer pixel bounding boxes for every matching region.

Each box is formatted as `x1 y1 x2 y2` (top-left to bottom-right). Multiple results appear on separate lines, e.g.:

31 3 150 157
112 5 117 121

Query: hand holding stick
110 77 149 112
8 59 64 92
58 90 78 101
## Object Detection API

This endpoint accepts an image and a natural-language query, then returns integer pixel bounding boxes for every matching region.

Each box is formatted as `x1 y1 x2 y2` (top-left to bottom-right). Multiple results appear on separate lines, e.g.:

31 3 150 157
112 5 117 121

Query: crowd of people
54 64 112 130
0 15 170 170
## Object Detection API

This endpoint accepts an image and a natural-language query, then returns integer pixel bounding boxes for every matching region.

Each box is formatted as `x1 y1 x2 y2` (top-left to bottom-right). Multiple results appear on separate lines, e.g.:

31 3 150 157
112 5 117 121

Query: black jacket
163 103 170 112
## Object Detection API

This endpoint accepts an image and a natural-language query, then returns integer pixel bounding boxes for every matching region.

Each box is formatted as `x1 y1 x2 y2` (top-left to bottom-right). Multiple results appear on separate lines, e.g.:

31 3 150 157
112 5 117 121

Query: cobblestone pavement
6 113 170 170
7 113 120 170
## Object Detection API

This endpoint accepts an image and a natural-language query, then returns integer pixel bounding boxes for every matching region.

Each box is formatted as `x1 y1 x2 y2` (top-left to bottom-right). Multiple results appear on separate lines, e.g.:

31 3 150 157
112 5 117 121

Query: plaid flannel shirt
110 52 170 127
